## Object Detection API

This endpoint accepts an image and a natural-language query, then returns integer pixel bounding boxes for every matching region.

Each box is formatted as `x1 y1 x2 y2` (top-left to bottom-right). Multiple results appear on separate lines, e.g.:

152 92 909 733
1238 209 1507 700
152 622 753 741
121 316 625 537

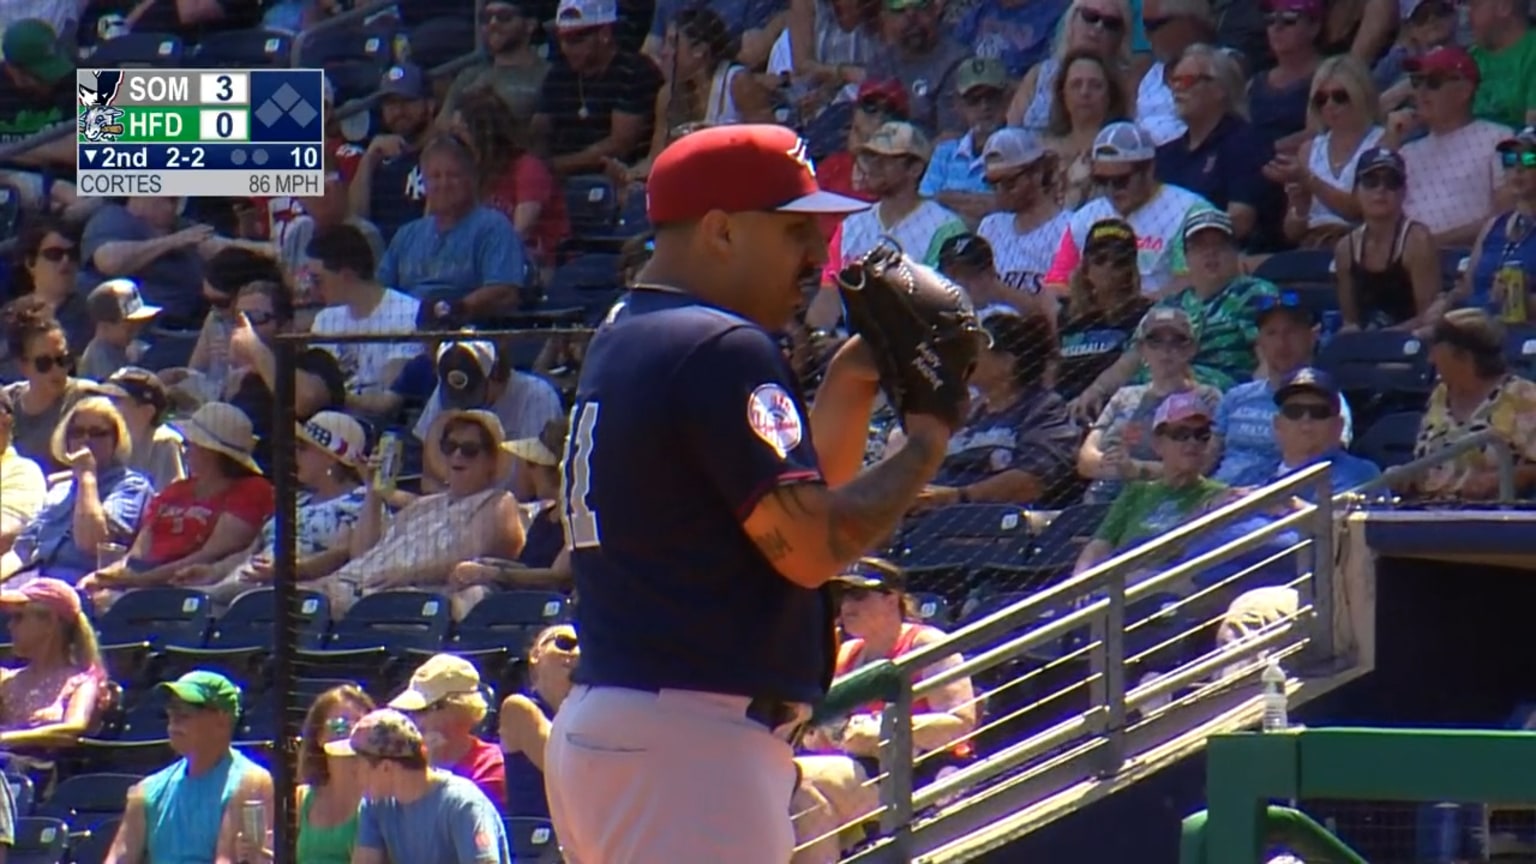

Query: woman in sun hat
78 402 274 613
179 410 371 609
446 416 574 608
316 408 525 617
0 577 108 750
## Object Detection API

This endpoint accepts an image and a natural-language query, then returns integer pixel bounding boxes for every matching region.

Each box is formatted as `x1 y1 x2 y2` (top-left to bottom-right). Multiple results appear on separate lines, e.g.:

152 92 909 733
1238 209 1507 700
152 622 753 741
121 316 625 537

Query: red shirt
450 736 507 810
249 138 366 241
484 154 571 270
140 476 275 565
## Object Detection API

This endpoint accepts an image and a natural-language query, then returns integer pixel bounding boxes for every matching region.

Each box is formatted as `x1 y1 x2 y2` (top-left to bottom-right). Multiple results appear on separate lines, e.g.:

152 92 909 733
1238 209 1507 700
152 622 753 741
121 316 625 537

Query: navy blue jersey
562 288 837 704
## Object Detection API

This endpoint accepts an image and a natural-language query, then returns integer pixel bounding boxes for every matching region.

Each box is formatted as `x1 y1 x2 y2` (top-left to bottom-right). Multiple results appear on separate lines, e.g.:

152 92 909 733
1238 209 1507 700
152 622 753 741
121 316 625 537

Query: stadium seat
397 0 478 27
10 816 67 863
6 772 34 817
436 591 573 687
1350 410 1424 469
1018 503 1114 583
403 17 476 70
325 59 388 106
297 591 452 687
563 176 619 237
1318 330 1434 419
76 692 173 772
295 27 393 68
542 254 623 321
159 588 331 686
504 816 560 862
1252 249 1334 285
194 29 294 68
0 184 22 241
68 819 119 864
891 503 1035 594
1440 247 1471 286
1505 325 1536 377
86 32 184 67
37 774 140 829
910 591 953 626
95 588 213 685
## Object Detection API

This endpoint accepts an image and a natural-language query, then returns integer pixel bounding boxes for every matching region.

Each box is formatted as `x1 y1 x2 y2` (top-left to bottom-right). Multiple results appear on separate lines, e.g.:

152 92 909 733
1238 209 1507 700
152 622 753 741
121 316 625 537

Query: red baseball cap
646 124 870 225
1404 45 1480 84
856 78 910 117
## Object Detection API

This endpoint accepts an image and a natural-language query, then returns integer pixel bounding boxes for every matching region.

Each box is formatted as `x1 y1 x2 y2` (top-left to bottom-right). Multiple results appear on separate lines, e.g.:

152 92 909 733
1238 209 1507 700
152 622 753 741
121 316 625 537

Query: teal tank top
296 786 358 864
142 749 258 864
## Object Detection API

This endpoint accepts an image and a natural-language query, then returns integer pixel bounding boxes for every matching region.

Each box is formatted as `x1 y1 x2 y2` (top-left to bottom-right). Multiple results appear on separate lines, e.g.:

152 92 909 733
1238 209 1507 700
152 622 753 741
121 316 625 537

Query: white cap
976 128 1047 173
553 0 617 29
1091 122 1157 164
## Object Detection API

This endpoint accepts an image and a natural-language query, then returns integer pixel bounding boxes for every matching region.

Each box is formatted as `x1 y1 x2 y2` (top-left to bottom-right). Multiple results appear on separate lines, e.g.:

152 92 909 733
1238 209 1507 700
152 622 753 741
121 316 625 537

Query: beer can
373 431 401 493
240 798 265 848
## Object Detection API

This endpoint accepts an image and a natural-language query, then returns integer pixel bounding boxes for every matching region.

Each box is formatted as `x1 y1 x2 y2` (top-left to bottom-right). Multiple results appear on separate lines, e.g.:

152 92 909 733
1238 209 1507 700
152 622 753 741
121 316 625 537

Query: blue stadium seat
910 591 952 626
1318 330 1434 419
37 774 140 829
1440 247 1471 286
397 0 478 28
6 772 34 817
1018 503 1114 583
159 588 331 686
77 693 173 772
891 503 1035 593
95 589 213 685
563 176 618 237
542 254 623 320
69 818 119 864
87 33 184 67
0 184 22 241
435 591 572 687
297 591 452 687
1350 410 1424 469
296 27 393 68
1252 249 1334 284
10 816 67 864
1505 325 1536 377
194 29 294 68
403 17 476 70
325 59 387 106
505 816 561 862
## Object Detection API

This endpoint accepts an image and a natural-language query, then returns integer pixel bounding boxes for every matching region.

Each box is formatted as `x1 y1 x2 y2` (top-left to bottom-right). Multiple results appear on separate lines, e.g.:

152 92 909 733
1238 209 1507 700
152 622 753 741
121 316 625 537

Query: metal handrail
0 121 73 167
1342 428 1514 501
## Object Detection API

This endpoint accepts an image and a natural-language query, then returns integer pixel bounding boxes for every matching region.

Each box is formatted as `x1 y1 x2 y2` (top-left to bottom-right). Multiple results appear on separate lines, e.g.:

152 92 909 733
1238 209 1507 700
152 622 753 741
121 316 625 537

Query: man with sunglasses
1465 127 1536 316
1073 390 1227 575
919 57 1010 223
1268 367 1380 495
1373 0 1458 110
975 128 1071 295
1397 45 1515 247
440 0 549 124
1044 121 1215 297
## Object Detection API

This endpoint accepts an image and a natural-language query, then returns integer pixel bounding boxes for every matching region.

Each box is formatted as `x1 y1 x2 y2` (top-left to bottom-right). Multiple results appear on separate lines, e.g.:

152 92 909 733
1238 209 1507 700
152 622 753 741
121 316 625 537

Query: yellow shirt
0 445 45 526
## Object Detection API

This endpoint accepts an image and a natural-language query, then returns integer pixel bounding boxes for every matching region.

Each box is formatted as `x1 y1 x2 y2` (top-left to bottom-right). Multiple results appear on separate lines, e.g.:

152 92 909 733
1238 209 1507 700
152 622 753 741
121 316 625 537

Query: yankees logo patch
747 383 803 459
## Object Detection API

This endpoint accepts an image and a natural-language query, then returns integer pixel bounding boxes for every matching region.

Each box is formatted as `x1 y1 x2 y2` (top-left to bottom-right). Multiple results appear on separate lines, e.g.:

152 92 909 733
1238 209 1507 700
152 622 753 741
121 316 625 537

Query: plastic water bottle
1261 658 1289 732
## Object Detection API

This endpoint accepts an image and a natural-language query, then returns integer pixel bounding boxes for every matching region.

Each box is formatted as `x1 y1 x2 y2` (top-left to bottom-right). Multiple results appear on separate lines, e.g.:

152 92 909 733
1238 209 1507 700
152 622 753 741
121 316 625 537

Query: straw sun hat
176 402 262 474
424 409 516 482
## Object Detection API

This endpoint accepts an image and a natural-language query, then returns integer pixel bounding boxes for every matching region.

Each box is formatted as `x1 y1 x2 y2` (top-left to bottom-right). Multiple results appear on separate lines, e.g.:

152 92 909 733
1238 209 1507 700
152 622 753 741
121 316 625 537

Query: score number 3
562 402 601 549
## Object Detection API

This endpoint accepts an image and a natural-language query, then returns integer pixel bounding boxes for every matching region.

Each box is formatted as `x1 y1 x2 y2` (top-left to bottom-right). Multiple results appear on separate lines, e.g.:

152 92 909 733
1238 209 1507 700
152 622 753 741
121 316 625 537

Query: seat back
69 818 120 864
456 591 571 653
1319 330 1434 415
329 591 452 652
1350 410 1424 469
892 504 1034 589
1020 503 1114 580
194 29 293 67
564 175 618 236
38 774 140 824
0 184 22 241
296 27 392 68
212 588 331 649
504 816 560 861
909 591 953 626
1252 249 1334 284
10 816 67 863
97 588 212 648
112 696 171 742
403 16 476 69
6 772 34 817
88 32 184 66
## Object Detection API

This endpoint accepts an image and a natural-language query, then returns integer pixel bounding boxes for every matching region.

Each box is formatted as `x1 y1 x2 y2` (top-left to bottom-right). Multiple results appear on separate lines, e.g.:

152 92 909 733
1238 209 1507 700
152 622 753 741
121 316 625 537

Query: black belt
745 696 803 732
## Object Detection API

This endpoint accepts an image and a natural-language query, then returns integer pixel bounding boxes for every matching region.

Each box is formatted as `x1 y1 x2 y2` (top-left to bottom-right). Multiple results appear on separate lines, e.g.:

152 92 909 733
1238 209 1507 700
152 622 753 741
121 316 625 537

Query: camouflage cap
323 708 425 760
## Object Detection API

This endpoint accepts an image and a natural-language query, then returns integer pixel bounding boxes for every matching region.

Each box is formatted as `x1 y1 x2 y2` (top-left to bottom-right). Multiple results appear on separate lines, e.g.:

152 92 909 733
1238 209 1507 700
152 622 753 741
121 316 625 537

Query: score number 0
198 73 249 141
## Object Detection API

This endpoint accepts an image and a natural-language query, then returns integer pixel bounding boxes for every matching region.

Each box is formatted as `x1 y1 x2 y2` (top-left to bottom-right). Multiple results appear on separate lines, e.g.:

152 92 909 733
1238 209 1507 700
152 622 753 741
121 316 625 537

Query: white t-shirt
1044 183 1214 295
833 199 968 274
309 289 423 392
1136 63 1186 146
977 209 1073 293
1402 119 1512 237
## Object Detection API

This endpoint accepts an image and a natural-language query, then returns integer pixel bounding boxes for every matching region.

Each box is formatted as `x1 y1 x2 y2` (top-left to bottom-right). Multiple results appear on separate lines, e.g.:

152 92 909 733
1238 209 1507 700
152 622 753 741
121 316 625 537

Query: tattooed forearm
753 527 793 562
825 432 946 562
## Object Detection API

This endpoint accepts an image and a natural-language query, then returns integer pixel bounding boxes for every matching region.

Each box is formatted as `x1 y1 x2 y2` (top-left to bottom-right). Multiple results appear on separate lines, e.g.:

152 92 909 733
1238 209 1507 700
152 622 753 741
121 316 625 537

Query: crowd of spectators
0 0 1534 857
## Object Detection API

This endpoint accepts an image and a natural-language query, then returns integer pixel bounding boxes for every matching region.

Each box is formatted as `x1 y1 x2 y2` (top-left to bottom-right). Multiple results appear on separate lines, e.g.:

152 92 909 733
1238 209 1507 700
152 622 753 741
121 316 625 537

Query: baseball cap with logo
859 121 933 162
1182 208 1235 242
977 128 1047 173
389 654 482 711
553 0 617 30
1273 366 1341 408
379 63 431 99
955 57 1008 95
297 410 367 468
1153 391 1213 430
436 339 498 410
87 278 162 324
1354 146 1406 179
324 708 428 759
937 232 994 275
1091 122 1157 164
1403 45 1479 84
1136 306 1195 339
646 125 869 224
159 670 242 714
832 557 907 591
2 19 72 85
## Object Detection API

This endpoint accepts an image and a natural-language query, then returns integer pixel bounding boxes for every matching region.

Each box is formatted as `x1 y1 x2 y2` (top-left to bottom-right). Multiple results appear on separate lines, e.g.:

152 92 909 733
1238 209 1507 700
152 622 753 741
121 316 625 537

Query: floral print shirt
1414 375 1536 496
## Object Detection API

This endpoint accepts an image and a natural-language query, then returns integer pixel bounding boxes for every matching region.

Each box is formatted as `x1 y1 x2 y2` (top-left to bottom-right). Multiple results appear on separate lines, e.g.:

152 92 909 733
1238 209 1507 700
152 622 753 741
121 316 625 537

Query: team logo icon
747 383 803 460
78 70 126 143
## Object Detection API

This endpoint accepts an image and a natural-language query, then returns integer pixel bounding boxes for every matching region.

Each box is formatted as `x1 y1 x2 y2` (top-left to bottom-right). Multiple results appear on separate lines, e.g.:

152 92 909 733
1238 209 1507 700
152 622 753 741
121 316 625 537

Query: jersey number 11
562 401 602 549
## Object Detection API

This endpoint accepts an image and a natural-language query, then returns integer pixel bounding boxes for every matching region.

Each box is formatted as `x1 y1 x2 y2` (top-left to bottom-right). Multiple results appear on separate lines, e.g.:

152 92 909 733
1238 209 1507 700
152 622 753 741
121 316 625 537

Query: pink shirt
1401 119 1513 237
0 664 104 732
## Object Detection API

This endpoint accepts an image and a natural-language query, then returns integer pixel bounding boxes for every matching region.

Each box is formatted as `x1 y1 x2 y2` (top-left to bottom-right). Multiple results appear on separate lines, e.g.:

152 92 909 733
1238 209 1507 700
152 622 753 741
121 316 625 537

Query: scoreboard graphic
76 68 327 198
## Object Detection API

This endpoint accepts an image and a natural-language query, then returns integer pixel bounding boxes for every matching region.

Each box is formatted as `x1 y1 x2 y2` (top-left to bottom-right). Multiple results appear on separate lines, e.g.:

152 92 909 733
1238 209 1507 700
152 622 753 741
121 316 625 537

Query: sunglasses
1254 290 1304 315
550 633 578 651
1144 333 1192 349
1092 172 1137 191
1078 7 1126 31
1160 425 1213 443
857 98 895 116
1169 73 1215 91
325 716 354 737
29 353 72 373
1265 10 1308 26
480 8 519 22
1279 402 1336 421
36 245 78 263
1312 88 1351 107
440 438 486 459
67 425 114 441
1409 74 1462 91
1358 172 1405 191
1501 150 1536 169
